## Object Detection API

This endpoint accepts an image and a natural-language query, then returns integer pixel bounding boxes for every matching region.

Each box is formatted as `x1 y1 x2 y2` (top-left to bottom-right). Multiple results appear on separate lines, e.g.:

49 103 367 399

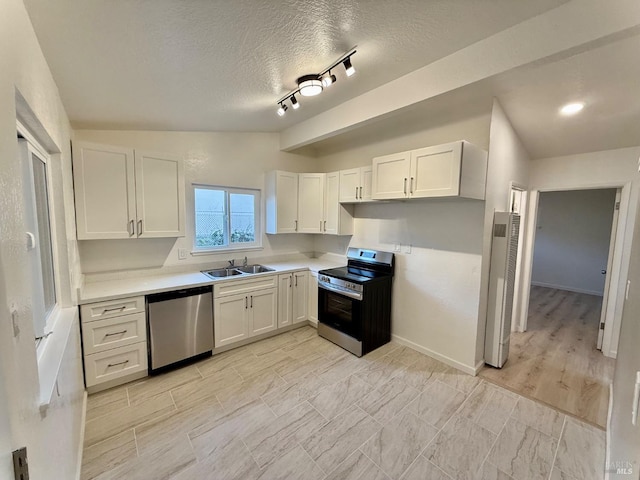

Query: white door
292 271 309 324
360 166 373 201
339 168 360 203
509 185 527 333
277 274 293 328
73 142 136 239
298 173 325 233
214 293 249 347
598 188 622 350
324 172 340 234
372 151 411 200
276 171 299 233
249 288 278 336
134 150 185 238
410 142 462 198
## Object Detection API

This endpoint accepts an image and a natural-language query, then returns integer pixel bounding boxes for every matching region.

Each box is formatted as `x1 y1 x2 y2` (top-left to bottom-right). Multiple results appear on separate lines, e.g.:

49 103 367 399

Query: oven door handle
318 281 363 301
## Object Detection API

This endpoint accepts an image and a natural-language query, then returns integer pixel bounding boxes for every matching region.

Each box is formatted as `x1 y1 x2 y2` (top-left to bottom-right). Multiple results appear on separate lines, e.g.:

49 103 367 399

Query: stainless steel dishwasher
147 286 213 373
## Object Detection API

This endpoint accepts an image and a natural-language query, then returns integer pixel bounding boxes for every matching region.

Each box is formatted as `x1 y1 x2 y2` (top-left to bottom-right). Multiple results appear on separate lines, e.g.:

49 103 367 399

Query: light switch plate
394 244 401 252
178 248 188 260
403 244 412 254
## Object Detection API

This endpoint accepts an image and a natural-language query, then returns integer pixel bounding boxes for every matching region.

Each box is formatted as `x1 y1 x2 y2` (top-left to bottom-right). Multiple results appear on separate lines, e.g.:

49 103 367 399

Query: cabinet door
292 271 309 324
134 150 185 237
266 171 299 234
410 142 462 198
73 142 136 239
372 151 411 200
214 293 249 348
249 288 278 336
308 272 318 326
277 274 293 328
324 172 340 235
298 174 325 233
339 168 360 203
360 166 373 202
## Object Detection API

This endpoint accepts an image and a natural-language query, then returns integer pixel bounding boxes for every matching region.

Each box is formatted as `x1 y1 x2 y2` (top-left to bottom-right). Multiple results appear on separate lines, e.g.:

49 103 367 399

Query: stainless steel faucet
227 259 235 267
243 256 248 267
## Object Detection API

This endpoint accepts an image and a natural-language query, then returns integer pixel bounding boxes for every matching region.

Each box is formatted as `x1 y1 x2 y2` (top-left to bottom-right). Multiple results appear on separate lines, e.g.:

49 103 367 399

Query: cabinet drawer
81 296 145 323
84 343 148 387
214 275 278 297
82 313 146 355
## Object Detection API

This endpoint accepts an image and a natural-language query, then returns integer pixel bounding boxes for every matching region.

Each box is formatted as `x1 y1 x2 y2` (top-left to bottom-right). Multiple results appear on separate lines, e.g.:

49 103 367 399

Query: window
19 134 58 340
194 185 261 251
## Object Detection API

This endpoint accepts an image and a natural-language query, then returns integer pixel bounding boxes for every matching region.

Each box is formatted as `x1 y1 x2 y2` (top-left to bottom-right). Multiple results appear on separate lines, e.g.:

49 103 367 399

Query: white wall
608 187 640 479
475 100 531 366
525 146 640 357
0 0 83 477
73 130 319 276
314 112 491 372
532 189 616 295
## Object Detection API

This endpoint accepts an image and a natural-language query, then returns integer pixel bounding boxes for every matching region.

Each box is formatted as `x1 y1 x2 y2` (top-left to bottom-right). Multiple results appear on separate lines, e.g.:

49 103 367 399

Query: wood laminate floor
82 325 605 480
480 286 615 429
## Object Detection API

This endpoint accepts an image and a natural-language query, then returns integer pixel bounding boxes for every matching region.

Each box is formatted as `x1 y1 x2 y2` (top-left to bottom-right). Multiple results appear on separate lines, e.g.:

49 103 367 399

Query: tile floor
82 326 605 480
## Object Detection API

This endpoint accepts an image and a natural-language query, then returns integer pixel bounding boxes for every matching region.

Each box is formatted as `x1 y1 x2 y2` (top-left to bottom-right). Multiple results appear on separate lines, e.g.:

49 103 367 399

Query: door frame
517 182 632 358
509 182 527 333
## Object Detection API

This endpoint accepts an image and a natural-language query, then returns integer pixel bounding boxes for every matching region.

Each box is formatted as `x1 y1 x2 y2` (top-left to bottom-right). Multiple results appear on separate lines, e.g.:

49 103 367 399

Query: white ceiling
23 0 568 132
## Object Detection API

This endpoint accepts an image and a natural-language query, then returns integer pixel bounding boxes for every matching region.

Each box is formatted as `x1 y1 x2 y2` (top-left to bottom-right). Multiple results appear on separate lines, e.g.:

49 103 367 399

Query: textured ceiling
23 0 568 132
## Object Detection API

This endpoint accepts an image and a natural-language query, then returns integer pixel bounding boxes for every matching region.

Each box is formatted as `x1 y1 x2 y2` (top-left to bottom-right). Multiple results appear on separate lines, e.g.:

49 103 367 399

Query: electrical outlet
403 244 412 254
178 248 188 260
12 447 29 480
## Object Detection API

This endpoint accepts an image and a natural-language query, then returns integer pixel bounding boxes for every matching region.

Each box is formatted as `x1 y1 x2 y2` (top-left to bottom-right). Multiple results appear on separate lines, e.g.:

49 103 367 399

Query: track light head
322 72 337 88
291 95 300 110
277 103 288 116
343 57 355 77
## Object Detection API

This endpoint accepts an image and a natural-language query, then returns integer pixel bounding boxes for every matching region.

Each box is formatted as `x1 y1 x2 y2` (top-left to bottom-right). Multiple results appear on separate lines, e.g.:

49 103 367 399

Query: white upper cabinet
372 141 487 201
73 142 185 240
265 170 299 234
371 151 412 200
324 172 353 235
298 173 325 233
339 166 373 203
134 150 185 237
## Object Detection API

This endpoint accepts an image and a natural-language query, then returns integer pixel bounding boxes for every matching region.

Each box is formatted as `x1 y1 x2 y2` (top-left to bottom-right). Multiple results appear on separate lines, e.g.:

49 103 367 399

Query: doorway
481 188 619 428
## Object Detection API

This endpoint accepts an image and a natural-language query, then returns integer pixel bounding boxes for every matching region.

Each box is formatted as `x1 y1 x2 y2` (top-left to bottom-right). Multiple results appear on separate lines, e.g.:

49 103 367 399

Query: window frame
17 121 61 344
192 184 262 254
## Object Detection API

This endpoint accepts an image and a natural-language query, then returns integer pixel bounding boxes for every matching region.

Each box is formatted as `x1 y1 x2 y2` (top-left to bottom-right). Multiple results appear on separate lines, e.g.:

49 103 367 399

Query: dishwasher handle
147 285 213 303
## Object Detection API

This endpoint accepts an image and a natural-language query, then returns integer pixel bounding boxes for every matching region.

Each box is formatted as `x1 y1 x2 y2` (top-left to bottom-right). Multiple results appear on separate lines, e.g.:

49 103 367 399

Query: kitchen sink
202 268 244 278
235 265 275 274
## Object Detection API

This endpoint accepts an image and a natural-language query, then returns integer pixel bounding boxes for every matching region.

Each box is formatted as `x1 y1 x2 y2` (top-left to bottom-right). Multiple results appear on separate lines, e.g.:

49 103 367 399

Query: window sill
191 245 264 256
37 306 78 411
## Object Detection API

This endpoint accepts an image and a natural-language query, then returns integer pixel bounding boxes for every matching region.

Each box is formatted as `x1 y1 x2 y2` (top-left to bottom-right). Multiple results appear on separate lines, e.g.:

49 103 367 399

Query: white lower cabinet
278 270 309 328
214 277 278 348
80 295 148 390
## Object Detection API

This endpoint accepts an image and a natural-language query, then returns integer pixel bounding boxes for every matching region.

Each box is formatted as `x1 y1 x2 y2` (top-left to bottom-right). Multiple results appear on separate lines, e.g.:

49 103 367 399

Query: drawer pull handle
104 330 127 337
102 306 126 314
107 360 129 368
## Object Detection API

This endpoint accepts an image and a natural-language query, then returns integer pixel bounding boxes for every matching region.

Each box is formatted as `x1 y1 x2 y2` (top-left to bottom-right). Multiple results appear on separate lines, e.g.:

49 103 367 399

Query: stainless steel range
317 247 394 357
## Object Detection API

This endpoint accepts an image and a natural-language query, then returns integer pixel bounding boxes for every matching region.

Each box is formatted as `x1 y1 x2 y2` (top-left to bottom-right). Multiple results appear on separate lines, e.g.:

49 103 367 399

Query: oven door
318 281 362 340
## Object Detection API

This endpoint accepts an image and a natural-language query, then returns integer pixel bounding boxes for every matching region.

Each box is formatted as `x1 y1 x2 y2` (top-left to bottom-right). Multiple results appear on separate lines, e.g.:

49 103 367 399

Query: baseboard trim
530 281 603 297
76 390 88 480
391 334 477 376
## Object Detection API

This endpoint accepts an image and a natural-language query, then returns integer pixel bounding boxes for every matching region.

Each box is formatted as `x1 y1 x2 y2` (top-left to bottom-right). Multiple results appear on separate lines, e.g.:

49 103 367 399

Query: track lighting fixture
276 47 356 116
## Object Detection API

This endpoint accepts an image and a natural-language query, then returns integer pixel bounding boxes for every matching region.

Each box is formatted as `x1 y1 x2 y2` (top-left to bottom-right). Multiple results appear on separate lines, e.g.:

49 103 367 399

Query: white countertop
79 258 343 304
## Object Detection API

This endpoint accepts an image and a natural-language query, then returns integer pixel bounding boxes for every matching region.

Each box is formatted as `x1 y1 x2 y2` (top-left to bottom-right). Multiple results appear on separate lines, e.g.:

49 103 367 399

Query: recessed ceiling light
560 102 585 115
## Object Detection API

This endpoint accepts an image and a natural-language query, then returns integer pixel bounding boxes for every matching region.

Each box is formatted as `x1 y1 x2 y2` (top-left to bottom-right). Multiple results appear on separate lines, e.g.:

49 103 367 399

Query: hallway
480 286 615 428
